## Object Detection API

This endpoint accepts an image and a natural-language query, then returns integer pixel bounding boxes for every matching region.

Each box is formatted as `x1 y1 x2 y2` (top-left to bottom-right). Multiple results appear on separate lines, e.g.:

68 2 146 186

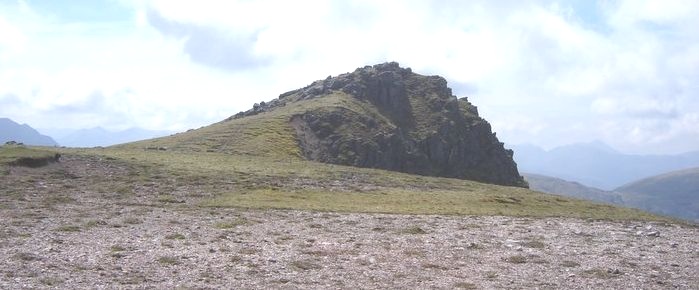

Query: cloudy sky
1 0 698 154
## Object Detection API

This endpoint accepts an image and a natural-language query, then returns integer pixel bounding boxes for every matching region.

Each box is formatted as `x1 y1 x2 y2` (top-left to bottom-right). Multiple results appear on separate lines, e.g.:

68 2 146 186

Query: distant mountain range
617 167 699 222
511 141 699 190
39 127 174 147
1 117 174 148
523 173 623 205
0 118 58 146
525 169 699 222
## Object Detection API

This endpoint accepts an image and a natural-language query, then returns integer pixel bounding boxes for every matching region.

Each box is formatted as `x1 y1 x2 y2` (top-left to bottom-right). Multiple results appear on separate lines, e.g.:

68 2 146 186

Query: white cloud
0 16 27 58
609 0 699 29
0 0 697 154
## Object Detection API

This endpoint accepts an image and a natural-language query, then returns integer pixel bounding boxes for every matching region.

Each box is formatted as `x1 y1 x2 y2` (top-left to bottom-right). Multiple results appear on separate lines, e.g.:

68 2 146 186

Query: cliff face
234 62 527 187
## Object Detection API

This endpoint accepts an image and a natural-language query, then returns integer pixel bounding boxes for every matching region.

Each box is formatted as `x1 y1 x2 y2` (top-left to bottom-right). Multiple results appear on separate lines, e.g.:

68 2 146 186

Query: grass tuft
560 260 581 268
523 240 546 249
504 255 527 264
401 226 428 235
290 260 322 271
123 217 143 225
56 225 81 232
454 282 478 289
157 195 183 203
157 256 181 266
214 218 248 229
14 252 40 261
165 233 186 240
39 277 64 286
0 145 58 167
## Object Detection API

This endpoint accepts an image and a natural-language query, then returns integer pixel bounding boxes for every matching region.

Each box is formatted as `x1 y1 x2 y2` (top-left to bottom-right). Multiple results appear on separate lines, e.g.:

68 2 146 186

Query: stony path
1 157 697 289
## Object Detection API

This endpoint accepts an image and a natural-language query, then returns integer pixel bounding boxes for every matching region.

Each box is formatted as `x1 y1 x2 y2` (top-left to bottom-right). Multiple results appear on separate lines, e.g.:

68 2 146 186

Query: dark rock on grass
9 153 61 168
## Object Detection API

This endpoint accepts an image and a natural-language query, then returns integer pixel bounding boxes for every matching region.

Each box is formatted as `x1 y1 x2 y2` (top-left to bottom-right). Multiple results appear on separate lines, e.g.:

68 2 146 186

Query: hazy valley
512 142 699 190
524 170 699 223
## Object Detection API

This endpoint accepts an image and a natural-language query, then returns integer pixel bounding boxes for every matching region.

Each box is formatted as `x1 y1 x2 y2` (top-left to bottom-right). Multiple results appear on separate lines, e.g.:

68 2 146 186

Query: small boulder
646 231 660 237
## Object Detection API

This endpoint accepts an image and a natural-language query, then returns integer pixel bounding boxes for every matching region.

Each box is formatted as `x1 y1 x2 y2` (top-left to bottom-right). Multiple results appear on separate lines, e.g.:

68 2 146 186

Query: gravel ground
1 156 697 289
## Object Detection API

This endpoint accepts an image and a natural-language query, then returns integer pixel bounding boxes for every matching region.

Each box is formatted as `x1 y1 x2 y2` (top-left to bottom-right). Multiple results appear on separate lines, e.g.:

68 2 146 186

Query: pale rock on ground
1 155 697 289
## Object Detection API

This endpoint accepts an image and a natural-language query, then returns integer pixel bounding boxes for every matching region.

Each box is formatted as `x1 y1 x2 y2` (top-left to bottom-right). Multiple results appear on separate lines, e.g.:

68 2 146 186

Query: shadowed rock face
237 62 527 187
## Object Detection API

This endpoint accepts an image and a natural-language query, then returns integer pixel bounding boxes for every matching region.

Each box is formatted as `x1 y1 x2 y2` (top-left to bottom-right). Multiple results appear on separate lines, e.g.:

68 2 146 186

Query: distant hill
523 173 623 205
524 170 698 222
616 168 699 222
511 142 699 190
126 62 526 187
0 118 57 146
40 127 174 148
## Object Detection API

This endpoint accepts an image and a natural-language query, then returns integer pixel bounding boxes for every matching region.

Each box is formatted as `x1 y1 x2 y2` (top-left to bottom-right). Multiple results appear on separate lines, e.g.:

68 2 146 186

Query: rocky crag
232 62 526 187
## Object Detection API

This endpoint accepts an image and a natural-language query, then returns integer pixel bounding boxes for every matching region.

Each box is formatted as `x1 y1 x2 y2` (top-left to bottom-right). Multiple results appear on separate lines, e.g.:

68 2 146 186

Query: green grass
46 146 667 222
157 256 180 266
122 217 143 225
504 255 528 264
454 282 478 289
31 119 670 224
119 92 364 157
0 145 57 165
55 225 81 232
201 187 659 219
157 195 183 204
583 268 621 279
214 218 248 229
290 259 322 271
3 83 675 223
400 226 428 234
523 240 547 249
561 260 581 268
165 233 186 240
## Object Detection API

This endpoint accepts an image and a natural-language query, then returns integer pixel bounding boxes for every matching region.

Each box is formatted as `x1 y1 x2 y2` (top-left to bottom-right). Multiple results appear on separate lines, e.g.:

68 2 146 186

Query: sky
1 0 698 155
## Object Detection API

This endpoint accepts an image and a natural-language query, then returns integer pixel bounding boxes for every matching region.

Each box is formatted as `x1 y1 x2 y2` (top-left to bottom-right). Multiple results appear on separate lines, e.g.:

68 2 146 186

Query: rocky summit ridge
232 62 527 187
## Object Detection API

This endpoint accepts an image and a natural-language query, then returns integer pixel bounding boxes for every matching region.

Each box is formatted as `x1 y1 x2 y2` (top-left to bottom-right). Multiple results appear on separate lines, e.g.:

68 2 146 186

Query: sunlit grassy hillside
12 145 661 221
120 91 379 158
0 86 677 222
617 168 699 222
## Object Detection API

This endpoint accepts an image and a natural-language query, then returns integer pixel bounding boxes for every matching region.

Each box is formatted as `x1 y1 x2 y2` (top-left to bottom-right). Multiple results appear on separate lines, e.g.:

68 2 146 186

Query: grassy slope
0 146 56 164
523 173 623 205
0 93 673 221
617 167 699 198
616 168 699 221
0 145 59 173
40 146 663 221
120 92 391 158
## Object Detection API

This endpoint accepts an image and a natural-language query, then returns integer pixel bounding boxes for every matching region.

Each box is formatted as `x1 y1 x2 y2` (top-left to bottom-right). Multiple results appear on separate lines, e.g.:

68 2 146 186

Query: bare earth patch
1 155 697 289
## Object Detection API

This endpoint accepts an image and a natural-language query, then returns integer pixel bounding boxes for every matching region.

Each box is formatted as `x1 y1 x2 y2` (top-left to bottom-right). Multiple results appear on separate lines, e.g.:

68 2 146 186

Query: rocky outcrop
235 62 527 187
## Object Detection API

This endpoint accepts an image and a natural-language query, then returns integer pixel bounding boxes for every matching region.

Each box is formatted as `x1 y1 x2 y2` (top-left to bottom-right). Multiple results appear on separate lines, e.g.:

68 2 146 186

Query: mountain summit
138 62 526 187
0 118 57 146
